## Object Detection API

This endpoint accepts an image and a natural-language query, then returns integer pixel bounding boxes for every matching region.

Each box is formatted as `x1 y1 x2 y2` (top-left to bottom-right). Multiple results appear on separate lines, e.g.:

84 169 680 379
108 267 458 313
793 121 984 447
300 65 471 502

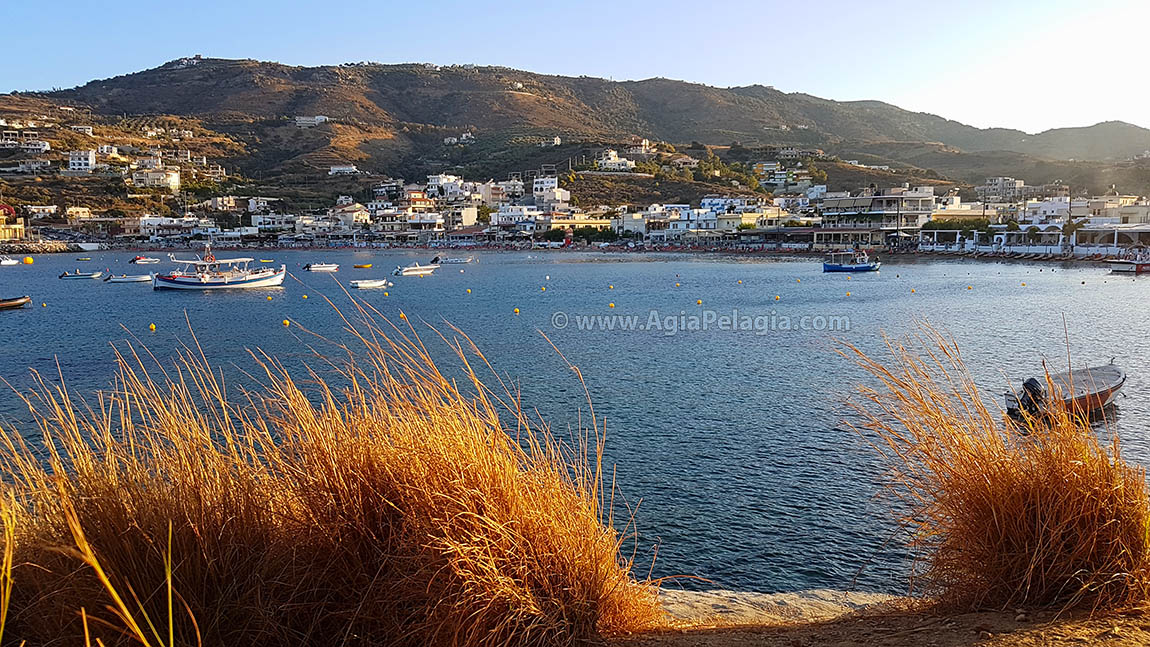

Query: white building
533 176 558 195
130 168 181 192
491 205 541 226
251 213 298 232
248 197 279 213
70 125 94 136
69 150 97 173
329 164 359 175
295 115 329 128
596 149 636 171
20 140 50 153
97 144 118 156
25 205 58 216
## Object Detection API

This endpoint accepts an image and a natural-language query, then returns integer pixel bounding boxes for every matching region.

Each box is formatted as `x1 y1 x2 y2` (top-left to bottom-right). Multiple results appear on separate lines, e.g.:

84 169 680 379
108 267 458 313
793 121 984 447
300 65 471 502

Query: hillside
3 57 1150 199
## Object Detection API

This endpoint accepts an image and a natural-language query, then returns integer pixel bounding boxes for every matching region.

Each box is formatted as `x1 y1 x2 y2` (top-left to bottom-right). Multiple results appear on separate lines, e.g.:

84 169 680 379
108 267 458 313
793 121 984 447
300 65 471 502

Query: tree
541 228 567 242
736 222 755 231
1026 226 1040 242
476 204 493 224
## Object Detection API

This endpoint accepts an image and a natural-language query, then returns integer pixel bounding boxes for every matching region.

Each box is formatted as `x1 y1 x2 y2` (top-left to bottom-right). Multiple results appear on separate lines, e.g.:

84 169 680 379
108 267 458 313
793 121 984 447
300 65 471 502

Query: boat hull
350 280 389 289
106 274 154 283
823 262 881 272
153 267 286 290
0 296 31 310
1109 260 1150 273
59 272 103 280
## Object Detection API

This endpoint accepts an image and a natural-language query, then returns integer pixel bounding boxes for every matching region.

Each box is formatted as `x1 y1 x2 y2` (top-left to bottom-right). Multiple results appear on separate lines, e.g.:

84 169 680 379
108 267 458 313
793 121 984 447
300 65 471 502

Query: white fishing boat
153 244 285 290
393 263 439 276
129 255 161 265
349 279 392 289
59 269 103 280
304 262 340 272
1007 360 1126 420
434 255 473 264
105 273 154 283
0 256 18 266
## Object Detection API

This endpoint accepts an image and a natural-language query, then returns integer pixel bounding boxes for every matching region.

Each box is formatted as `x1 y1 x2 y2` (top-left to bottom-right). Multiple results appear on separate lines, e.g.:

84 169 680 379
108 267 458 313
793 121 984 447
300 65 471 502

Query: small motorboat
1007 361 1126 419
59 270 103 280
394 263 440 277
0 295 31 310
434 256 472 264
304 263 340 272
75 257 92 262
353 263 373 269
130 255 161 265
1108 259 1150 273
823 250 880 273
259 259 275 263
105 273 154 283
0 256 18 266
349 279 391 289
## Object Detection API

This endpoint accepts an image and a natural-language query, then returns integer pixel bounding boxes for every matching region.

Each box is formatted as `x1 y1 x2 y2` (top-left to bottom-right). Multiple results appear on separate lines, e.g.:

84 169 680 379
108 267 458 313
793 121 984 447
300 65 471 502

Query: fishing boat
129 255 161 265
823 250 880 273
1006 360 1126 420
353 263 373 269
153 244 285 290
1108 259 1150 273
393 262 440 277
303 262 340 272
349 279 391 289
59 269 103 280
0 256 18 266
433 256 472 264
105 273 154 283
0 296 30 310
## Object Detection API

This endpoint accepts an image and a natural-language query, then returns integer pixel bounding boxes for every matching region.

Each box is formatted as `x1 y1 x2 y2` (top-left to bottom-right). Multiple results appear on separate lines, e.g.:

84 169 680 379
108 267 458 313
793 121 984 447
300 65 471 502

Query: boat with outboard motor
823 250 880 273
153 244 285 290
0 296 30 310
59 269 103 280
434 256 473 264
130 256 161 265
1006 360 1126 420
0 256 17 266
304 262 340 272
393 262 439 276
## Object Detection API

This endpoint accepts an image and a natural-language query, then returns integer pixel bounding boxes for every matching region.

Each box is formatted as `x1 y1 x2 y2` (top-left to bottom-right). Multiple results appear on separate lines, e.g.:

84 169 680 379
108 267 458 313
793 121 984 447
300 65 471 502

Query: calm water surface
1 250 1146 594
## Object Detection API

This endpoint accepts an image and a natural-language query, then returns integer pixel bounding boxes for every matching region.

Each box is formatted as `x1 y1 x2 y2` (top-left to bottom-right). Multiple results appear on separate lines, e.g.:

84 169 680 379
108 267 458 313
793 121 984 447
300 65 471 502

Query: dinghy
1007 361 1126 419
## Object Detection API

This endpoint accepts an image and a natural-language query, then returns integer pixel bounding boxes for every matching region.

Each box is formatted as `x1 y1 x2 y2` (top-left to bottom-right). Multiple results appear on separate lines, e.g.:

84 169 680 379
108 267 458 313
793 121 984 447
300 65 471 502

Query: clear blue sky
4 0 1146 133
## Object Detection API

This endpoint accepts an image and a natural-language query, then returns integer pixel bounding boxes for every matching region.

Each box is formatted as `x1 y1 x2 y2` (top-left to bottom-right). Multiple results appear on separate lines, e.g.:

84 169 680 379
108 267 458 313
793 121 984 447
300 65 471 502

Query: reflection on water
0 250 1146 594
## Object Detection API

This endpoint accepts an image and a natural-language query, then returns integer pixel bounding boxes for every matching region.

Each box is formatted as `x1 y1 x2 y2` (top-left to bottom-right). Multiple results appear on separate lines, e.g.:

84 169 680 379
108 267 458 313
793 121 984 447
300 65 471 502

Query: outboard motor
1018 378 1046 417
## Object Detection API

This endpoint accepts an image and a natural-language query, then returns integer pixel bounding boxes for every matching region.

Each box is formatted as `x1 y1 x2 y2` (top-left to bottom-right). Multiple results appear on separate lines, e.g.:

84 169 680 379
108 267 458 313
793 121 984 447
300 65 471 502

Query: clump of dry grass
843 325 1150 612
0 303 662 645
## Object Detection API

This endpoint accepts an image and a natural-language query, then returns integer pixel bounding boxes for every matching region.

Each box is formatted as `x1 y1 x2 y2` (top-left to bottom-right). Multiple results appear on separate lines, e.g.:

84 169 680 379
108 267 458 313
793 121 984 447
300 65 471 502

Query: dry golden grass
842 326 1150 612
0 302 662 646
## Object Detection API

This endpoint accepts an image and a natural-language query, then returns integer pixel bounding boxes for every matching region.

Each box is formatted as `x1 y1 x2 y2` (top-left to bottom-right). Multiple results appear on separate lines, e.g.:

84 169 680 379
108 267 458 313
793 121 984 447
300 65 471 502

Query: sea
1 249 1146 595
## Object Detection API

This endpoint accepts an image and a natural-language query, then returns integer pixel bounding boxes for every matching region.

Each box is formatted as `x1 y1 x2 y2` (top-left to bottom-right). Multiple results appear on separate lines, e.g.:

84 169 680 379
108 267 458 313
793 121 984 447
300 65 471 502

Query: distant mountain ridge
38 58 1150 163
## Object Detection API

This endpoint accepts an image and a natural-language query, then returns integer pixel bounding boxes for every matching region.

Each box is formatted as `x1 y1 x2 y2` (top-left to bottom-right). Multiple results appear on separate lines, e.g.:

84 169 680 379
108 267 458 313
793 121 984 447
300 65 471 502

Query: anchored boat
130 255 161 265
304 262 340 272
0 256 18 266
105 273 154 283
59 269 103 280
394 262 440 277
823 250 880 273
349 279 392 289
434 256 472 264
0 296 30 310
1007 361 1126 419
153 245 285 290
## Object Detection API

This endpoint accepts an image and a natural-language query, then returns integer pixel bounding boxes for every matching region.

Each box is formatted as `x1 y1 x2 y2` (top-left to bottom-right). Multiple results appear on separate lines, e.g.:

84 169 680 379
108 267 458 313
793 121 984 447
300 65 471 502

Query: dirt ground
607 590 1150 646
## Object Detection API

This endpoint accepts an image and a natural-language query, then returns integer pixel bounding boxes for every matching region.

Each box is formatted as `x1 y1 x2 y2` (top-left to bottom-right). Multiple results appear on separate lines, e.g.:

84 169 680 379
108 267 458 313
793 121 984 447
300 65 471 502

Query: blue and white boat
823 250 881 273
153 245 286 290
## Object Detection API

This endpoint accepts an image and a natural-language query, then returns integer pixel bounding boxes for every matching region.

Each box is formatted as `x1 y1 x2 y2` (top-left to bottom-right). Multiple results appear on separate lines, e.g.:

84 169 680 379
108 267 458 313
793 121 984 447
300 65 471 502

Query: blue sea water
1 249 1147 595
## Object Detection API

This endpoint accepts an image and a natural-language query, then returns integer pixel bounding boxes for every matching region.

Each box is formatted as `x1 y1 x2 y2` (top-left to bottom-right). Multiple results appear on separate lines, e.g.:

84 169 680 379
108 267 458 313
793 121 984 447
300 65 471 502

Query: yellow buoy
302 294 308 299
911 288 916 293
796 278 800 283
383 291 389 296
282 319 290 327
1021 282 1026 287
399 312 407 320
675 282 680 287
466 288 472 294
775 295 780 301
609 284 614 289
541 286 546 291
737 280 743 284
609 303 615 308
148 323 156 331
696 299 702 305
22 256 33 265
846 291 851 296
967 285 973 290
41 302 46 307
846 276 851 280
514 308 520 315
267 296 273 301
